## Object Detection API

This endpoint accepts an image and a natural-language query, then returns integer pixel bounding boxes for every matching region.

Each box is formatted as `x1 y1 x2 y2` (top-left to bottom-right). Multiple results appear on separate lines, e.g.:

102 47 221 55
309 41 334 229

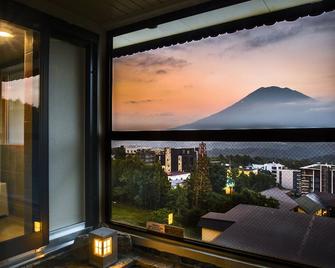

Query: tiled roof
296 192 335 214
261 187 298 211
200 204 335 268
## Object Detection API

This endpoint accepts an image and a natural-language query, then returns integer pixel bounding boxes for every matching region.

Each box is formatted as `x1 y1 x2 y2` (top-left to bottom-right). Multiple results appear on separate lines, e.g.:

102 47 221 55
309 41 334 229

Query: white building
278 169 300 190
252 162 285 183
124 146 149 155
167 172 190 188
251 164 264 170
264 162 285 179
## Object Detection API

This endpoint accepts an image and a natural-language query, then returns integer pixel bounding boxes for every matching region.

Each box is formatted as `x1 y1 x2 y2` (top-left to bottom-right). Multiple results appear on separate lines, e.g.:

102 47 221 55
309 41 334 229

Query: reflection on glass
0 20 40 242
112 11 335 130
111 140 335 266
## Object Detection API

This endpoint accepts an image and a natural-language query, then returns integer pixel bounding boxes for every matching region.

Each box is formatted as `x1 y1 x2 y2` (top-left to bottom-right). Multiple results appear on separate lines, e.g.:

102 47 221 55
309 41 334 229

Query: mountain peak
239 86 312 104
176 86 329 130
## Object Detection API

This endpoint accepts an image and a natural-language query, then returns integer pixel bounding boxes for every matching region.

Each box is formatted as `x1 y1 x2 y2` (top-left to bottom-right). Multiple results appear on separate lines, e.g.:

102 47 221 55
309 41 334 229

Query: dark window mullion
111 129 335 142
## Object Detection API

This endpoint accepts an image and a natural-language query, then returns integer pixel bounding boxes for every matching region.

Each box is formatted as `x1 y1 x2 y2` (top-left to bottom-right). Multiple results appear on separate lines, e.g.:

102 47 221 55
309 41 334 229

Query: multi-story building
136 149 157 165
164 147 197 174
299 163 335 195
124 146 150 155
252 162 285 182
168 172 191 188
263 162 285 182
278 169 300 192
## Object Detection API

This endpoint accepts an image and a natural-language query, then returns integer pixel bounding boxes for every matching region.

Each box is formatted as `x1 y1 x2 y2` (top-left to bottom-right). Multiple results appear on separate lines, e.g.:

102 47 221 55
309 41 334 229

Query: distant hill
176 86 335 129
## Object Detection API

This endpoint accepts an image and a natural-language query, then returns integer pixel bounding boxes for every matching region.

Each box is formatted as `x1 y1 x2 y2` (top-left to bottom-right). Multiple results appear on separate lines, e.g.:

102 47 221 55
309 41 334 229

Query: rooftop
300 163 335 169
200 204 335 268
296 192 335 214
261 187 298 211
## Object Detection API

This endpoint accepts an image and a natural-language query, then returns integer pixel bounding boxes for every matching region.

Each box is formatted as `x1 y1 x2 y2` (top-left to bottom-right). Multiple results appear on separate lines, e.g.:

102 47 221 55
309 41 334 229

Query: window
112 11 335 131
110 3 335 267
0 20 40 243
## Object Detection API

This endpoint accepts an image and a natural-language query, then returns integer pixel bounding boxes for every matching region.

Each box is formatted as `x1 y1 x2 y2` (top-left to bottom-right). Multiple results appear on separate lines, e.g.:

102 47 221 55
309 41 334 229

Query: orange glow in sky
112 12 335 130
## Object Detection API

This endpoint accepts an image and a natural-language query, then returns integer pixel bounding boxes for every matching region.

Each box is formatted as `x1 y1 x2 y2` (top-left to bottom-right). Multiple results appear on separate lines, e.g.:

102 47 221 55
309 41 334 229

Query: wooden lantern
89 227 118 267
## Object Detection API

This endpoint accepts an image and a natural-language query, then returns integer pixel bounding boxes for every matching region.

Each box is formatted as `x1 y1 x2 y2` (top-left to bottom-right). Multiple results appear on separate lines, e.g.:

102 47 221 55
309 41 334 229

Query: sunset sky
112 11 335 131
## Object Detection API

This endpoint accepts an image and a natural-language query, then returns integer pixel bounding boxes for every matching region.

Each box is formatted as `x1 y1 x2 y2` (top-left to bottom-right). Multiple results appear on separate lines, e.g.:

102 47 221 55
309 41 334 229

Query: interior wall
49 38 85 231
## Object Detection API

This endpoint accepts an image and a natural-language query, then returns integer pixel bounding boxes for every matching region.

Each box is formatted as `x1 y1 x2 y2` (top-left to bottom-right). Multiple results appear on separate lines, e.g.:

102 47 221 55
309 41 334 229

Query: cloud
156 69 168 74
242 12 335 49
125 99 161 104
244 25 302 48
303 11 335 32
152 112 174 117
166 44 187 51
131 77 155 83
137 54 189 68
206 11 335 53
117 53 189 69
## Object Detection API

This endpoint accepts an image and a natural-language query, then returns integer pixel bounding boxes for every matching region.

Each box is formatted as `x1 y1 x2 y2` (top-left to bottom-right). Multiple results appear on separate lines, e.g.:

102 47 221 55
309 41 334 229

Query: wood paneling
16 0 212 30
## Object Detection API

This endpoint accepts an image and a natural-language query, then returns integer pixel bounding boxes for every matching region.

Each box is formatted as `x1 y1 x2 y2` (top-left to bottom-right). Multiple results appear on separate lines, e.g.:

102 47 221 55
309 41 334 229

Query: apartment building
299 163 335 195
278 169 300 192
164 147 197 174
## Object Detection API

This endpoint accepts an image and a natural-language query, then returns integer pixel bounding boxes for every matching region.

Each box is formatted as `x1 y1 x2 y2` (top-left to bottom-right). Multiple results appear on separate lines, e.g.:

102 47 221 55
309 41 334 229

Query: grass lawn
112 203 202 240
112 203 153 227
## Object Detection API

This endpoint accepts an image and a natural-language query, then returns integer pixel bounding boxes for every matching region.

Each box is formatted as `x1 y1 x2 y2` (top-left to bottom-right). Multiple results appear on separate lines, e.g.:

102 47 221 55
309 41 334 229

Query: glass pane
112 11 335 130
49 38 85 232
111 140 335 267
0 20 40 242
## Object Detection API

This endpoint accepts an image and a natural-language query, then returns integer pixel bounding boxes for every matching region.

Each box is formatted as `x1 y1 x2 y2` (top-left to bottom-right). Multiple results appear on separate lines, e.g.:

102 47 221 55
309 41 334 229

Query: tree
233 189 279 208
148 208 172 224
167 185 188 216
111 157 171 210
235 172 276 192
112 146 126 159
191 153 212 208
209 163 226 193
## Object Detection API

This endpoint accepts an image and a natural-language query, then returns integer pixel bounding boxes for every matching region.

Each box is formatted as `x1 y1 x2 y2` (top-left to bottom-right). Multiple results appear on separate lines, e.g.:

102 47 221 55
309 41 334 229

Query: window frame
0 0 99 261
106 0 335 267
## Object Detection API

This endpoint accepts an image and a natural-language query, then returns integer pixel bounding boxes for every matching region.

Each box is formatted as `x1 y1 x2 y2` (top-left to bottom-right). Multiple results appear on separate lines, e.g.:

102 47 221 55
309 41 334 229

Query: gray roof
261 187 298 211
201 204 335 268
296 192 335 214
199 212 235 231
296 195 323 214
300 163 335 170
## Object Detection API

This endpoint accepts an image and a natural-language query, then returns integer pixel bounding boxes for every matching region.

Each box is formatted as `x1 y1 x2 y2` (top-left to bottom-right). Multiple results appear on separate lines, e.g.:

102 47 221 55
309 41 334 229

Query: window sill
109 221 312 268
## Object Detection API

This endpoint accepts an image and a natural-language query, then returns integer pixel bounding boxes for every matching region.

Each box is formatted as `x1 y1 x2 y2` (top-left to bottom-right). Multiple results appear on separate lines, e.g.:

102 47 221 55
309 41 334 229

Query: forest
111 150 279 231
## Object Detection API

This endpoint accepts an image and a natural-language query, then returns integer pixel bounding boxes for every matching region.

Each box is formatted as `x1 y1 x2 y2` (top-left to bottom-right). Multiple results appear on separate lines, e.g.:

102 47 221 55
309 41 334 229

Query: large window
0 20 40 242
110 6 335 268
113 11 335 131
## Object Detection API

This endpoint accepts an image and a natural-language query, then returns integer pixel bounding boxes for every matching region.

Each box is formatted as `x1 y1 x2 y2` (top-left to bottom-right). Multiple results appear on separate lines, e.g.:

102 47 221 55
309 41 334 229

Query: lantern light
34 221 41 232
89 227 118 268
224 177 235 195
168 213 173 225
0 31 14 38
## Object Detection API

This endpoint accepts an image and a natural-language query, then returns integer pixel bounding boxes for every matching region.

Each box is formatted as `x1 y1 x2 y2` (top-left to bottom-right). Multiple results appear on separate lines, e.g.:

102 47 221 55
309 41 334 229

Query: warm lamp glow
34 221 41 232
94 239 102 256
0 31 14 38
225 187 233 195
94 238 112 257
168 213 173 225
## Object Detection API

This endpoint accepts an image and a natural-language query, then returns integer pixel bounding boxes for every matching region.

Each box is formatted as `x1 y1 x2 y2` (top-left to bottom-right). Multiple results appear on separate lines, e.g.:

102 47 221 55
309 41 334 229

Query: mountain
177 86 335 129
